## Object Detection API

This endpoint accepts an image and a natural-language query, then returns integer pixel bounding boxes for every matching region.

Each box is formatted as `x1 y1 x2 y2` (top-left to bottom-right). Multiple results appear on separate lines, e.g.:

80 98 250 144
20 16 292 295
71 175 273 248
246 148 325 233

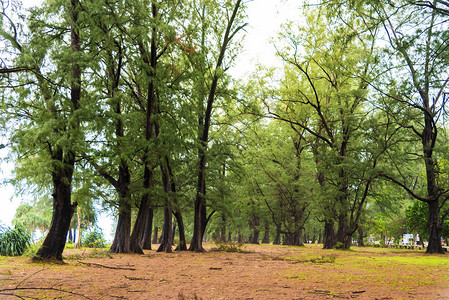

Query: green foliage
22 242 42 258
334 242 345 250
211 241 247 253
81 227 106 248
406 201 449 240
0 224 31 256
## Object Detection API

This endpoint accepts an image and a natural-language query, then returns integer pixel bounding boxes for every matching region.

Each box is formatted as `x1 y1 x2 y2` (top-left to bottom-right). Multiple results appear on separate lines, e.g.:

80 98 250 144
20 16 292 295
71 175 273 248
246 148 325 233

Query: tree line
1 0 448 261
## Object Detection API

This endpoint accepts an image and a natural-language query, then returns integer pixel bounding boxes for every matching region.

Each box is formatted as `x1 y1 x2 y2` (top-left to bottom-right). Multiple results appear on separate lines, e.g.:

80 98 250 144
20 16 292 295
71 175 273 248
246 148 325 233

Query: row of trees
1 0 448 261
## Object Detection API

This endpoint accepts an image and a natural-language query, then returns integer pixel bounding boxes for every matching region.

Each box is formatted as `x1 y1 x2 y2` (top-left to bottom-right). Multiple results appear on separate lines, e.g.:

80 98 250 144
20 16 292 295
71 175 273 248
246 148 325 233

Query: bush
211 241 247 253
334 242 345 249
0 224 31 256
82 228 105 248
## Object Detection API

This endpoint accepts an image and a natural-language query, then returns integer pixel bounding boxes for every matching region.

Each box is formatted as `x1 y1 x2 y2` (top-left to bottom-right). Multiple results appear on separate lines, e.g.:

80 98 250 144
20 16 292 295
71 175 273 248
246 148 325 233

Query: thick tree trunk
157 206 173 252
35 164 77 261
110 162 132 253
336 213 350 249
427 200 444 253
295 227 304 246
262 224 270 244
174 209 187 251
141 208 153 250
130 170 153 253
110 201 131 253
323 219 336 249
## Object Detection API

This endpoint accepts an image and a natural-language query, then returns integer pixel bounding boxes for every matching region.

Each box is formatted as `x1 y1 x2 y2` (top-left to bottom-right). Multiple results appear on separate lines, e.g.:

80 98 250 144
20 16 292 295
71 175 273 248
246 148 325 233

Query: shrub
0 224 31 256
334 241 345 249
82 228 105 248
211 241 247 253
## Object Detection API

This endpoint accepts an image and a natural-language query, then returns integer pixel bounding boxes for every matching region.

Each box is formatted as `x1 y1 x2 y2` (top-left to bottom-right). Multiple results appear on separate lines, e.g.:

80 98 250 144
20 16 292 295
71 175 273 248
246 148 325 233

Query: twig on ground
77 261 136 270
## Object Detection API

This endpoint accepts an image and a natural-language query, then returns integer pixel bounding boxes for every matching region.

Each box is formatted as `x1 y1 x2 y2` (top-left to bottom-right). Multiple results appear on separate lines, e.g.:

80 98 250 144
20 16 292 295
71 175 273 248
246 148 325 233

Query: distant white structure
403 234 419 245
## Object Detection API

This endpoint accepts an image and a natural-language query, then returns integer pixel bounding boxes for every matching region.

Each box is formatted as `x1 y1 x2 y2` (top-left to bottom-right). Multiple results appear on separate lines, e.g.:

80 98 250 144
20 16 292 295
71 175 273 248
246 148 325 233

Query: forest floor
0 243 448 299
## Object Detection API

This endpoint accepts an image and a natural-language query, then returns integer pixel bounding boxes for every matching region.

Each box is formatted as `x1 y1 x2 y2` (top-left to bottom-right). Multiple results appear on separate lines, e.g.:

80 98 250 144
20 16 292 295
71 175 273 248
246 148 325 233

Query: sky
0 0 304 241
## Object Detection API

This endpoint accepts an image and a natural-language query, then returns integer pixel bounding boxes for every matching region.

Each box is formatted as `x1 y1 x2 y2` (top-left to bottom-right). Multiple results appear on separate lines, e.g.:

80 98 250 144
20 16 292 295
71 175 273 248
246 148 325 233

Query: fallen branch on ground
77 261 136 270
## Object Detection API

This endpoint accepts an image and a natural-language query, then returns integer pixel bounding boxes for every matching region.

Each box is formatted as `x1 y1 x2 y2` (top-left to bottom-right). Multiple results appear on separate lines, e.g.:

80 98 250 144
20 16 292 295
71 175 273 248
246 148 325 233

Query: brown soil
0 244 448 299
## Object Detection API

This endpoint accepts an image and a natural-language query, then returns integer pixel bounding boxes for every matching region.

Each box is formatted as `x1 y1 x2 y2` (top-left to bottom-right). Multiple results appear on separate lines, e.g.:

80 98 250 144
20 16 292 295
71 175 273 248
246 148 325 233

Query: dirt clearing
1 244 448 299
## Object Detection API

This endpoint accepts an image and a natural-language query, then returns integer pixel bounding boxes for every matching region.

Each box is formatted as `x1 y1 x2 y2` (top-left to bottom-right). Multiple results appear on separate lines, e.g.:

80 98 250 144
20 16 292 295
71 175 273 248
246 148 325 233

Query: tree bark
262 224 270 244
141 208 154 250
273 226 281 245
323 219 336 249
427 199 444 253
174 209 187 251
152 226 158 244
157 162 173 253
250 215 260 244
35 160 77 261
357 226 365 247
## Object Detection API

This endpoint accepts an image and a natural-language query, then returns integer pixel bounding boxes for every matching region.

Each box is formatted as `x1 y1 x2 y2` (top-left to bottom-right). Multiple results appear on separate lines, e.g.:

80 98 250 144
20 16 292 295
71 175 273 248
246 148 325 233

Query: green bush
334 241 345 249
82 228 105 248
211 241 247 253
0 224 31 256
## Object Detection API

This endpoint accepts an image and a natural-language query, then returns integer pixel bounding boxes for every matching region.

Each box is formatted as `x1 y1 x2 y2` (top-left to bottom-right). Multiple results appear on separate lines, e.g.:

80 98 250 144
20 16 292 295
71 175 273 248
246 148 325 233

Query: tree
187 0 246 252
0 0 87 261
268 8 382 249
325 0 449 255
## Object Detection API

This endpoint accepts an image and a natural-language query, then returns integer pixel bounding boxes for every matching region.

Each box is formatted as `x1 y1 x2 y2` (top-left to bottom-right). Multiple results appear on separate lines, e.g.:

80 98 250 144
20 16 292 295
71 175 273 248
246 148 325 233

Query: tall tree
270 8 381 249
0 0 85 260
187 0 246 252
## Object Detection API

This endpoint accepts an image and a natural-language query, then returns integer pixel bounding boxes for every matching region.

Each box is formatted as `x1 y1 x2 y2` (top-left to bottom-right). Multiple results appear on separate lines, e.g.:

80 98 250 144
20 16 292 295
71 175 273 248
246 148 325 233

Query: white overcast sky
0 0 304 239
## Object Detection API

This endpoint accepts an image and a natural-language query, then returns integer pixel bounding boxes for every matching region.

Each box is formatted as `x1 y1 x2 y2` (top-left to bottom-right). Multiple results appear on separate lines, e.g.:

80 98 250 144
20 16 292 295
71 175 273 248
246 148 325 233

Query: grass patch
63 248 112 260
282 254 337 264
210 241 252 253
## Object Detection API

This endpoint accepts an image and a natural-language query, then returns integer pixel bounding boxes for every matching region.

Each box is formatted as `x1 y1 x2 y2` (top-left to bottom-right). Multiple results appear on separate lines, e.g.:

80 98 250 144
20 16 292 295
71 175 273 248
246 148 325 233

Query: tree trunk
220 214 227 242
35 164 77 261
323 219 336 249
152 226 159 244
295 227 304 246
110 201 131 253
141 208 153 250
110 163 132 253
237 231 243 243
357 226 365 247
427 200 444 253
262 224 270 244
250 215 260 244
273 226 281 245
129 171 153 253
336 213 350 249
174 209 187 251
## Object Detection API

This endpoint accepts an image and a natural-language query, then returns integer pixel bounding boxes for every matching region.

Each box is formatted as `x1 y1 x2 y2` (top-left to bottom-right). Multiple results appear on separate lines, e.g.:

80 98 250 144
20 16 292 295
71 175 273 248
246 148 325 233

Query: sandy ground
0 244 448 299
